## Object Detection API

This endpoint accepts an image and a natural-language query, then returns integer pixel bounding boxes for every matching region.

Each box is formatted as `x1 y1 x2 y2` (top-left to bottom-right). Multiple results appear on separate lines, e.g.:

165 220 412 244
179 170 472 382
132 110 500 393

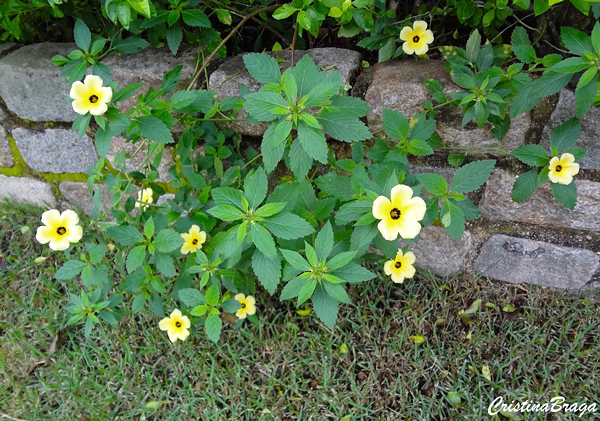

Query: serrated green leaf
179 288 205 307
244 167 268 208
251 223 277 259
466 30 481 63
512 144 550 166
303 82 340 107
297 279 317 306
154 253 175 278
511 26 536 63
323 282 352 304
153 229 183 253
326 250 356 271
315 221 334 261
107 225 143 246
55 260 87 280
450 160 496 193
551 118 580 152
417 173 448 196
252 249 281 294
280 249 311 271
408 139 434 156
561 27 594 56
288 137 312 179
245 92 287 122
511 169 540 203
136 116 174 144
263 213 315 240
383 109 409 140
550 181 577 210
261 124 287 173
207 205 244 221
280 277 309 300
312 284 338 329
212 187 245 210
243 53 281 84
298 122 328 163
255 202 286 218
74 18 91 50
205 312 222 343
316 112 372 142
181 9 211 27
575 77 598 117
126 245 146 273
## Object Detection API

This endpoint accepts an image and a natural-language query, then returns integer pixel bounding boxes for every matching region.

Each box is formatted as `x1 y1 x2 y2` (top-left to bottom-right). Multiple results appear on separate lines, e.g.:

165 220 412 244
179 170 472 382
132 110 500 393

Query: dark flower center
413 35 420 43
555 165 562 172
89 95 99 103
241 303 246 309
175 321 182 328
192 238 198 245
395 261 402 269
390 208 401 220
56 226 66 235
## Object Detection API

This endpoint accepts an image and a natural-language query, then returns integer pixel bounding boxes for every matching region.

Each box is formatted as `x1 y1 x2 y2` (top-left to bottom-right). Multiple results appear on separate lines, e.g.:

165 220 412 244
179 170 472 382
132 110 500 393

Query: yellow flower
234 293 256 319
400 21 434 56
548 153 579 185
135 187 153 208
372 184 426 241
384 249 416 283
35 209 83 251
159 309 191 343
180 225 207 254
69 75 112 116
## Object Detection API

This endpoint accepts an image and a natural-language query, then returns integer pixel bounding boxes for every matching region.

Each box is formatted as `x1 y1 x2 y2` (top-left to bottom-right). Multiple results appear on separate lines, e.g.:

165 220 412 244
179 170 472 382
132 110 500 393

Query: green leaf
297 279 317 306
592 21 600 55
280 277 309 300
551 118 580 152
55 260 87 280
273 4 299 20
335 201 372 225
244 92 287 122
166 24 183 55
441 200 465 242
95 126 112 159
466 30 481 63
136 116 174 144
263 213 315 240
550 181 577 210
408 139 434 156
409 117 436 141
280 249 311 271
323 282 352 304
298 122 328 163
251 223 277 259
315 221 334 261
511 169 540 203
315 173 355 201
212 187 245 210
252 249 281 295
221 299 241 314
288 137 313 179
531 72 572 100
326 250 356 271
126 245 146 273
511 145 550 166
155 253 175 278
561 27 594 56
112 83 143 103
74 18 91 50
551 57 592 73
153 229 183 253
316 112 372 142
448 154 466 167
575 77 598 117
255 202 286 218
207 205 244 221
450 160 496 193
244 168 268 209
113 36 149 54
417 173 448 196
383 109 409 140
328 96 370 118
312 284 338 329
107 225 143 246
178 288 205 307
511 26 536 63
205 285 220 306
303 82 340 107
243 53 281 84
181 9 211 27
131 295 145 314
331 263 375 283
205 313 222 343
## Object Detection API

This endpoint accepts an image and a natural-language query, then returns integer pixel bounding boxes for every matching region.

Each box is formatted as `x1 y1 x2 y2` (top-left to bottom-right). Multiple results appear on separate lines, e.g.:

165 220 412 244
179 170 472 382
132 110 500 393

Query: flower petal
413 21 428 34
67 225 83 243
167 330 178 343
414 44 429 56
70 81 87 100
84 74 104 91
383 259 394 276
170 309 183 319
565 162 579 176
36 226 54 244
372 196 391 220
234 293 245 301
403 251 416 265
378 219 399 241
49 237 71 251
41 209 61 227
402 41 415 55
159 317 172 331
89 102 108 116
397 218 422 239
561 153 575 164
99 86 113 103
391 272 405 283
72 99 91 115
401 196 427 221
390 184 414 206
181 315 191 329
422 29 434 44
178 328 190 341
246 295 256 305
400 26 413 41
61 209 80 227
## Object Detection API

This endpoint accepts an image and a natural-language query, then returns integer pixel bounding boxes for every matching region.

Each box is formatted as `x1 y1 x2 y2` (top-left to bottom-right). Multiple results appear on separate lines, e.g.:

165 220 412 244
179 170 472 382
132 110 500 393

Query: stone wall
0 42 598 291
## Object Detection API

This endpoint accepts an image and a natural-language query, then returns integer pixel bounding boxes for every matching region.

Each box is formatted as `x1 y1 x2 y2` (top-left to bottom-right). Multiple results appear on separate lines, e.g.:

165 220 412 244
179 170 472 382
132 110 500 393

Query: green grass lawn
1 202 599 421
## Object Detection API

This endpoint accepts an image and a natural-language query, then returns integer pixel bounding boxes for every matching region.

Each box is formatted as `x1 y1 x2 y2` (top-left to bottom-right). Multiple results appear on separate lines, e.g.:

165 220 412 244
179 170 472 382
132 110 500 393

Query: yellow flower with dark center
372 184 426 241
159 309 191 343
69 75 112 116
548 153 579 185
400 21 434 56
135 187 153 208
180 225 207 254
35 209 83 251
234 293 256 319
384 249 416 284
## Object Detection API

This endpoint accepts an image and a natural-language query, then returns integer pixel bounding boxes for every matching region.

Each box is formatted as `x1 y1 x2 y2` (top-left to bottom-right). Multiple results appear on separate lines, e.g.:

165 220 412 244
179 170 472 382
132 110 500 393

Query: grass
0 202 599 420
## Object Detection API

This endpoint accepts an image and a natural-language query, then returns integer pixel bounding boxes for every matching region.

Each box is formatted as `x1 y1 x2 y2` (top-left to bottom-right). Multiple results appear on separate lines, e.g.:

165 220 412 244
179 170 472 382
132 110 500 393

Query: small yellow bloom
384 249 416 283
234 293 256 319
400 21 434 56
35 209 83 251
135 187 153 208
180 225 207 254
69 75 112 116
158 309 191 343
372 184 426 241
548 153 579 185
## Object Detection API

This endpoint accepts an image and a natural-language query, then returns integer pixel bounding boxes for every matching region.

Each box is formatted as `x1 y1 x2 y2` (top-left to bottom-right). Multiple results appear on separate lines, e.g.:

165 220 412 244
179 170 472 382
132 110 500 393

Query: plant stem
186 4 280 90
291 21 300 68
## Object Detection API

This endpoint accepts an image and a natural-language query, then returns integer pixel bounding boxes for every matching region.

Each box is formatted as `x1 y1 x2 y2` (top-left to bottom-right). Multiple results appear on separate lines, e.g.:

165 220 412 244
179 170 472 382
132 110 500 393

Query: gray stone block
103 45 197 114
209 48 362 136
474 234 599 289
0 174 57 207
0 129 13 167
12 128 98 173
540 89 600 170
0 43 16 56
365 60 530 154
0 43 78 122
480 169 600 231
106 136 173 182
59 181 111 215
399 225 472 276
